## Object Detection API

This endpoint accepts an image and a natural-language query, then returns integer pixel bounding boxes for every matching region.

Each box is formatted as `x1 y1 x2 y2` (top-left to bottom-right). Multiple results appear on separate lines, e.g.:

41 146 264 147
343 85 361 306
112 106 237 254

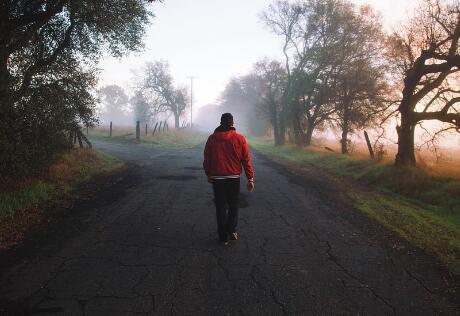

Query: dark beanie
220 113 233 127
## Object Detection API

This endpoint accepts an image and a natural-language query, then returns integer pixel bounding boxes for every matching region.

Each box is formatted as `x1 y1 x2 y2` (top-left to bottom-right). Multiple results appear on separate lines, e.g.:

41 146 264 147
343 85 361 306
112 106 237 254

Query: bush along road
0 139 459 315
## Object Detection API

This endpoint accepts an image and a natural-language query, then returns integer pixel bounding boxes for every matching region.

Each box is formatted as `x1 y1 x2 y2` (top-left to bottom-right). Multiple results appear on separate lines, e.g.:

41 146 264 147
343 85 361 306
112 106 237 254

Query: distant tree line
222 0 460 167
98 60 189 129
0 0 159 176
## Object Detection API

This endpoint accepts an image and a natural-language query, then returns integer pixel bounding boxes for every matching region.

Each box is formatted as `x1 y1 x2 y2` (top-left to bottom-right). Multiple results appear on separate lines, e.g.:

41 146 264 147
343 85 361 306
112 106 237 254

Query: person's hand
207 176 213 184
247 179 254 192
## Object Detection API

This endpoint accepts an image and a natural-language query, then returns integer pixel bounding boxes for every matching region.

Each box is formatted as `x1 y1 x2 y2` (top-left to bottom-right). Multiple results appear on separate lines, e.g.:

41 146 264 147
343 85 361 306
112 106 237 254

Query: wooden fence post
136 121 140 142
110 121 112 137
364 131 375 159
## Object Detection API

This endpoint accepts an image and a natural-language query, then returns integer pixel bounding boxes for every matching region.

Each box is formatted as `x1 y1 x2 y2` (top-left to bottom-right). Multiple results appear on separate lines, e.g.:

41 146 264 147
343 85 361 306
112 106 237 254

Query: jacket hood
213 126 236 141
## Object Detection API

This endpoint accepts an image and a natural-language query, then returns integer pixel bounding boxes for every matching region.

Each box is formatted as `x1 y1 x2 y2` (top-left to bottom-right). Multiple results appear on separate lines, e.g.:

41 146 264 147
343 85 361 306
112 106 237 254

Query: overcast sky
98 0 417 120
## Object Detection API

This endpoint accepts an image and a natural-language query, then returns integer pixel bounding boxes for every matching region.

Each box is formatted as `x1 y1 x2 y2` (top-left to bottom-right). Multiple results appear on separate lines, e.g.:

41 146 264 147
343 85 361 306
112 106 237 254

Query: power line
187 76 198 127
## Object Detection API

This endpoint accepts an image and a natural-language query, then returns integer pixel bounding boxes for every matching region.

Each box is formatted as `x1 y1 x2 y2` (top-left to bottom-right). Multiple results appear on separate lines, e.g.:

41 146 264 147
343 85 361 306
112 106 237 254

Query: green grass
0 182 52 218
249 137 460 273
89 127 207 149
352 191 460 271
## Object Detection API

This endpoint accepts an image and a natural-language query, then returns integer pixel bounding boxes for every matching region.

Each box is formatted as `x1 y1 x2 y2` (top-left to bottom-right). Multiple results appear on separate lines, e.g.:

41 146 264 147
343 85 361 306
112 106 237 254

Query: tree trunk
272 113 279 146
293 121 303 145
0 54 12 133
394 56 425 167
174 114 180 129
341 128 349 154
395 109 416 167
272 110 285 146
276 109 286 146
304 122 314 146
291 106 306 146
275 126 285 146
341 106 350 154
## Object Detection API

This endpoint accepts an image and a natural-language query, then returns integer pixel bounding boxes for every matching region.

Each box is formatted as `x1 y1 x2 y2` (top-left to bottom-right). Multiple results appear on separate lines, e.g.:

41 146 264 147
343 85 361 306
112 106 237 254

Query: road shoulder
254 150 460 306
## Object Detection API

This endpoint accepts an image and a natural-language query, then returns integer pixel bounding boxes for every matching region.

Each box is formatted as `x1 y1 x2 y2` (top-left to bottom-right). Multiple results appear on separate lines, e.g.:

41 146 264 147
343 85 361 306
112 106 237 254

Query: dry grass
0 148 122 250
304 136 460 179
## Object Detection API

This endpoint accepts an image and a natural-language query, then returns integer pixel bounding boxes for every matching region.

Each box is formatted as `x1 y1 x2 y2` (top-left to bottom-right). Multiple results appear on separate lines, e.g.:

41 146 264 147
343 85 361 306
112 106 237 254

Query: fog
98 0 416 125
95 0 460 156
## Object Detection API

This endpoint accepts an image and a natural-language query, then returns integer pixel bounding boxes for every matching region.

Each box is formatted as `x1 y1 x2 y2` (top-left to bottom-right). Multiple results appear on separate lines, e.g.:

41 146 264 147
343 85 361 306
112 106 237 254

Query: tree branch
415 111 460 127
16 17 76 99
7 0 68 55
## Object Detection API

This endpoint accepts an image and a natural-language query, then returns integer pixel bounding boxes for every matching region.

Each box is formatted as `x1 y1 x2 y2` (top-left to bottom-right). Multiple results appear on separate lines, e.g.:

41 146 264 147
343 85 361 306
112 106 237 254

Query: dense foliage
0 0 157 176
225 0 460 166
253 0 388 152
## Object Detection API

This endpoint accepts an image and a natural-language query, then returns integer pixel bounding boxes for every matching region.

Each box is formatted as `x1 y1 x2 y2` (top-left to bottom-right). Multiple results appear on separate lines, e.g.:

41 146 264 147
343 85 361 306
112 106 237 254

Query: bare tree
142 61 188 128
334 61 389 154
330 5 389 154
253 59 287 145
387 0 460 166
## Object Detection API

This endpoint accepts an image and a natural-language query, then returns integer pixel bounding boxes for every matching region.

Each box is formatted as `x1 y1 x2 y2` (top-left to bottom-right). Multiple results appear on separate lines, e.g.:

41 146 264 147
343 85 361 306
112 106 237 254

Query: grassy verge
89 127 207 148
0 148 123 250
249 137 460 274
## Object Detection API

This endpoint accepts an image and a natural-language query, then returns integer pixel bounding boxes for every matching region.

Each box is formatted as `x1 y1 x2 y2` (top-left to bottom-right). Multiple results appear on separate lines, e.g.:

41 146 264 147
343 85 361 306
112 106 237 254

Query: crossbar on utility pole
187 76 198 127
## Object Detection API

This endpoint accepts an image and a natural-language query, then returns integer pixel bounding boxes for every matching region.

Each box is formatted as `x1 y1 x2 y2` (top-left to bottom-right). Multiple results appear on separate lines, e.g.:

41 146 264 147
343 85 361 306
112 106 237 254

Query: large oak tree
387 0 460 166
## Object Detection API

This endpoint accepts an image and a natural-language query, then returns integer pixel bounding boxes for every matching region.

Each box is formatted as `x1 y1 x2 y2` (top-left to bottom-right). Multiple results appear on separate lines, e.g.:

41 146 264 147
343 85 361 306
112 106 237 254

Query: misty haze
1 0 460 315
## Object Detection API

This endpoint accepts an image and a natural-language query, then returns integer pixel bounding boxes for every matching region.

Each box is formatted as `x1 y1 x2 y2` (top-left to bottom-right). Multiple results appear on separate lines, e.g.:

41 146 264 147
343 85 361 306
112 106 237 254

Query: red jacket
203 128 254 179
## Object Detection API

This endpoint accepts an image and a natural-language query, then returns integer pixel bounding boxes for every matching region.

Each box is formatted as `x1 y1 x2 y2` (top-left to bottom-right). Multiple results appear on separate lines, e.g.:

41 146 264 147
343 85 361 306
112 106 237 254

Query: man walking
203 113 254 244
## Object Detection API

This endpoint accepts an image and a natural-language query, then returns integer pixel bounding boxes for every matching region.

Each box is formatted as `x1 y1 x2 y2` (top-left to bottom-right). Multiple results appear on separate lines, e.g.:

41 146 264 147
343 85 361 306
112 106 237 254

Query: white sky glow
99 0 418 120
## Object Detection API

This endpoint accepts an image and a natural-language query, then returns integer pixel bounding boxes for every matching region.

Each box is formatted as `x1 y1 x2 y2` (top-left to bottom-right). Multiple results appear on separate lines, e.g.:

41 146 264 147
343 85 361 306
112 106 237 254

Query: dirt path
1 140 459 315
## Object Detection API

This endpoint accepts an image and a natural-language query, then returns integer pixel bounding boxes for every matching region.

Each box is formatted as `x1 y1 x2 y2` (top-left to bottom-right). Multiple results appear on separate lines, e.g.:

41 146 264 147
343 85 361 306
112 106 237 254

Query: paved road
1 140 459 315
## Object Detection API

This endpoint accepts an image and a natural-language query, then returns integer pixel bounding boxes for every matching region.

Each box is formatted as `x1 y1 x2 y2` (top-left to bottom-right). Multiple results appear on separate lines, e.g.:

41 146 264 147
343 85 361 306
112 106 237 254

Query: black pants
212 178 240 241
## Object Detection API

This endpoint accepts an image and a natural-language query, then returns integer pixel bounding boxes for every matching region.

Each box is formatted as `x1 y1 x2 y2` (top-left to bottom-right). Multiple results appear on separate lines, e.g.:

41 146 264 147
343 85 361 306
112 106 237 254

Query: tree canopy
260 0 388 149
0 0 158 175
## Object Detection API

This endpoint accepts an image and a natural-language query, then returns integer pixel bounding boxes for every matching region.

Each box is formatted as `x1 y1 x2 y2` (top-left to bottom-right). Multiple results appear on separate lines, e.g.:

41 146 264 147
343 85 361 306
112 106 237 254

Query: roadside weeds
0 148 123 251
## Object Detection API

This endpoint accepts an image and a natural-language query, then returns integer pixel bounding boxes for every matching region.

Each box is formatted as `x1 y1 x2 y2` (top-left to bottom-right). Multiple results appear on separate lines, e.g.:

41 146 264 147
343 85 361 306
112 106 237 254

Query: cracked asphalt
1 140 459 315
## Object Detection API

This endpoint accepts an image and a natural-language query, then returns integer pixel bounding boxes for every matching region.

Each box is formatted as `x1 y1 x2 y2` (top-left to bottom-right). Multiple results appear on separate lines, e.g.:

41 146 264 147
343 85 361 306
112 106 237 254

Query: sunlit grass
249 137 460 273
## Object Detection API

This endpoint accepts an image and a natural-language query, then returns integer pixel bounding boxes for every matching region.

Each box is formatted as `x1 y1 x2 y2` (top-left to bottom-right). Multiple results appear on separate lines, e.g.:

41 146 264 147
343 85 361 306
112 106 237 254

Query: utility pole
187 76 198 127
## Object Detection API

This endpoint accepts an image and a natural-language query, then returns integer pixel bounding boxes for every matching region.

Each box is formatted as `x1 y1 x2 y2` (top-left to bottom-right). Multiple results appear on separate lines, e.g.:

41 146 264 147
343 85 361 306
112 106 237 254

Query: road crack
301 227 397 315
